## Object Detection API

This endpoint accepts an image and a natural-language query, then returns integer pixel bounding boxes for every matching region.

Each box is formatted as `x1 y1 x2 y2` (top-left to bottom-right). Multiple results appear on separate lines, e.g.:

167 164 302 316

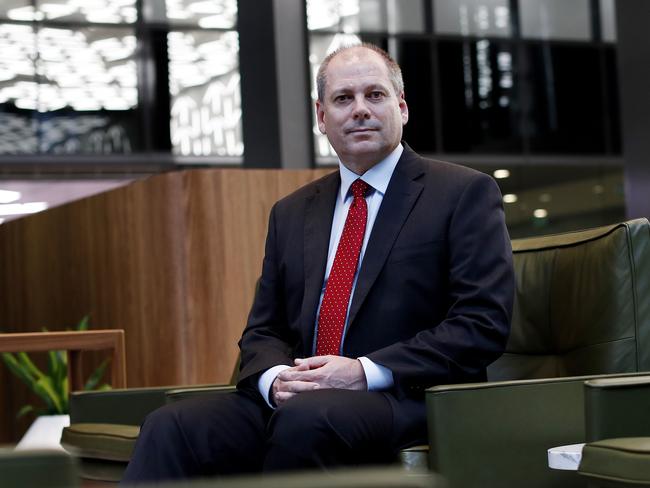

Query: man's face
316 48 409 173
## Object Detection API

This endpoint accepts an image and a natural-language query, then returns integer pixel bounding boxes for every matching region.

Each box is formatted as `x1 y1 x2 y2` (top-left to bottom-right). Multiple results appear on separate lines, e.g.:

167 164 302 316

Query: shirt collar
337 143 403 201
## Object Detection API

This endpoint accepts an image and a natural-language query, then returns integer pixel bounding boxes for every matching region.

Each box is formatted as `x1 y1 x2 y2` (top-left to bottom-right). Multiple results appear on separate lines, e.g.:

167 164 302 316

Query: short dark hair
316 43 404 102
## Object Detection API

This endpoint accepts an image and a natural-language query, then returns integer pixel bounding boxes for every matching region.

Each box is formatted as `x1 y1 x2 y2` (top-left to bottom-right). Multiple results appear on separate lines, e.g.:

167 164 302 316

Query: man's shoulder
401 147 493 186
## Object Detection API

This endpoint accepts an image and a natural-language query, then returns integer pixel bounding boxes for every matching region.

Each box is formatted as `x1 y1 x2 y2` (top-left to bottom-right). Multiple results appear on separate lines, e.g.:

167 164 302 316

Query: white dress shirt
258 144 403 407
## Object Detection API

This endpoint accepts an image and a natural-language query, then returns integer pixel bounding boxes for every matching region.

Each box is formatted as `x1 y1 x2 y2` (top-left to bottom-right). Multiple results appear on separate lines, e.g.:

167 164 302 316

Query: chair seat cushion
399 445 429 470
61 423 139 462
578 437 650 485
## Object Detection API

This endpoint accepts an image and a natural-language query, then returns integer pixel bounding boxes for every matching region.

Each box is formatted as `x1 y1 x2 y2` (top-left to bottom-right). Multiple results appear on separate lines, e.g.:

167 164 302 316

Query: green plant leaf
16 352 45 381
33 377 64 414
1 315 102 417
76 315 89 331
16 404 34 418
1 353 37 389
49 350 67 396
84 358 110 391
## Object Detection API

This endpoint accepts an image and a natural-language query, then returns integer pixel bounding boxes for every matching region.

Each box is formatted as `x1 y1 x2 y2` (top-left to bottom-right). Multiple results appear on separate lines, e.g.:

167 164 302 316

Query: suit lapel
347 148 425 328
300 171 340 350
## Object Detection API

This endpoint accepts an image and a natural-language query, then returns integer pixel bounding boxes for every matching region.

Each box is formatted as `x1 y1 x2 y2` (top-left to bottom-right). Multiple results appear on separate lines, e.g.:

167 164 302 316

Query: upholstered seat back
488 218 650 381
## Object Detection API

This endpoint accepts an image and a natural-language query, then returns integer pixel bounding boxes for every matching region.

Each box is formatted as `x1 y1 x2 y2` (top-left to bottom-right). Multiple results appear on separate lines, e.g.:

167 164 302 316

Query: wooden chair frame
0 330 127 391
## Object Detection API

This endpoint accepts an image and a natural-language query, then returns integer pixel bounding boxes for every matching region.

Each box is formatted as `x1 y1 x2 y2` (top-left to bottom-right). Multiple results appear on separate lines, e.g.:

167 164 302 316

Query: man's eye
335 95 350 103
369 91 384 99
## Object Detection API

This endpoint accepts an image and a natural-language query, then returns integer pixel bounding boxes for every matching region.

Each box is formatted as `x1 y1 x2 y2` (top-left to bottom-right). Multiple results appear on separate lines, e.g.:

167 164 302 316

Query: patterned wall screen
0 0 241 159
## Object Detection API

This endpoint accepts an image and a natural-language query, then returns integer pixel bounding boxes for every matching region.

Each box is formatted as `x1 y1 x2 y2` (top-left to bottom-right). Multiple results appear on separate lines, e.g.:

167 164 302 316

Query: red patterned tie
316 178 370 356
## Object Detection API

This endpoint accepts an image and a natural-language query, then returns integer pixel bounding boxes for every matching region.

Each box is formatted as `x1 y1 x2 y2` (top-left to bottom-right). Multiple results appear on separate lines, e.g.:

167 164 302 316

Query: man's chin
345 140 381 155
339 142 392 169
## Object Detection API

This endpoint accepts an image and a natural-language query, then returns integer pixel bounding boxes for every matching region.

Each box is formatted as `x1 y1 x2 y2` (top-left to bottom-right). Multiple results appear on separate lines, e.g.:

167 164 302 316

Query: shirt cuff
257 364 292 409
358 356 394 391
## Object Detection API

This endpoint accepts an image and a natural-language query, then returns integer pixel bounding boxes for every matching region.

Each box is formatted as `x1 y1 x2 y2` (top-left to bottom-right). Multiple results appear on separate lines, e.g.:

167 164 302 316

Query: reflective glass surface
0 23 37 153
395 39 437 153
600 0 617 42
482 164 625 238
0 0 32 20
1 0 136 23
168 30 242 157
519 0 591 40
163 0 237 28
0 23 140 154
604 47 621 153
524 44 606 153
433 0 512 37
438 39 520 152
307 0 424 33
36 27 137 112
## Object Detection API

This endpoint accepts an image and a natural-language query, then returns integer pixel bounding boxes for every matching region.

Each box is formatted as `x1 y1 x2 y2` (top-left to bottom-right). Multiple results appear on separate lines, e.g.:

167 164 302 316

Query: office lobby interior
1 0 650 486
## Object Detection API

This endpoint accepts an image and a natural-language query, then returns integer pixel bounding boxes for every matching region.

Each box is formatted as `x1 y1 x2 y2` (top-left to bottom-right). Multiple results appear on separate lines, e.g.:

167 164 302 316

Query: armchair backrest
488 218 650 381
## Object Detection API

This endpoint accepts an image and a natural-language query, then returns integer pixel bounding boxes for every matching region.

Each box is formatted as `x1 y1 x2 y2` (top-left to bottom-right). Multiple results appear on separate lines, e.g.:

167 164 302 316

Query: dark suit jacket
237 145 514 403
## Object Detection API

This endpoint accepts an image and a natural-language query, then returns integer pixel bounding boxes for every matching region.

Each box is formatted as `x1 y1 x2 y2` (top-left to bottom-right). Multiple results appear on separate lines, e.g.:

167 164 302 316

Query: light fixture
493 169 510 179
539 193 552 203
502 194 517 204
0 189 21 204
533 208 548 219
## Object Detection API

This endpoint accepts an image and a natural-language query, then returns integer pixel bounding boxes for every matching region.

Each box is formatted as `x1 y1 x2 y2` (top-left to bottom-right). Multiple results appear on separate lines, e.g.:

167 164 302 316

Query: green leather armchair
427 218 650 488
576 375 650 486
125 467 445 488
62 218 650 486
0 449 444 488
0 449 80 488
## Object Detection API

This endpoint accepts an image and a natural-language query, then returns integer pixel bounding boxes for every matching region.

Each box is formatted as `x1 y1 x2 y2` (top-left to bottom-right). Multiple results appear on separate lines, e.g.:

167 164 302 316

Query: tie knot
350 179 369 200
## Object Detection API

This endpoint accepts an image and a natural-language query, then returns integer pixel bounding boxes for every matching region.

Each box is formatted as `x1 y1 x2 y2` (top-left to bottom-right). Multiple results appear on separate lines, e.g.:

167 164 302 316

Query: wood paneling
0 168 330 442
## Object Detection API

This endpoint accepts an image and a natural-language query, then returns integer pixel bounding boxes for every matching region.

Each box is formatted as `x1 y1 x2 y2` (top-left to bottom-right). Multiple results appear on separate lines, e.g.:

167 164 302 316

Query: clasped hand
271 355 367 406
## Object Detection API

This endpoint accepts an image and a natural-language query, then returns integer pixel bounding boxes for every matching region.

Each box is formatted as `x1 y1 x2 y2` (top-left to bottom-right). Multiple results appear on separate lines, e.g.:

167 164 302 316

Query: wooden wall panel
181 170 330 383
0 168 331 442
0 172 188 386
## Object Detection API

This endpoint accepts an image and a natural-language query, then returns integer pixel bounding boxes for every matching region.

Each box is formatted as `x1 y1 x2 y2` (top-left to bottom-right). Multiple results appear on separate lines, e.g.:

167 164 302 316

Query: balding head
316 43 404 102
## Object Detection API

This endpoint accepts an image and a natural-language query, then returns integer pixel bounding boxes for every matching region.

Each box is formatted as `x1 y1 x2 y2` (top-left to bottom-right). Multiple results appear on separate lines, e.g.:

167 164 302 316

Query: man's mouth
346 127 377 134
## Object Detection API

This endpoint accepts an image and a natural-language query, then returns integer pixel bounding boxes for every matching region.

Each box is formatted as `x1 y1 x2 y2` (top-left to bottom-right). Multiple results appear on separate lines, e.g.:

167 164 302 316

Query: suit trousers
121 388 426 483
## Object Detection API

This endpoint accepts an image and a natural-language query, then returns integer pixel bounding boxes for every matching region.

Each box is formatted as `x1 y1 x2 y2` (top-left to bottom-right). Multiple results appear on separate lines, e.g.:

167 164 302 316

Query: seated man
122 43 514 482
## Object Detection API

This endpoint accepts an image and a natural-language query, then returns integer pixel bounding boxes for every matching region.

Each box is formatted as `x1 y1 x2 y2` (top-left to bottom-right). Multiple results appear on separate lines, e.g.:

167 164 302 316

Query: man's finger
292 358 310 370
274 391 296 404
300 355 333 369
278 369 302 381
282 380 319 393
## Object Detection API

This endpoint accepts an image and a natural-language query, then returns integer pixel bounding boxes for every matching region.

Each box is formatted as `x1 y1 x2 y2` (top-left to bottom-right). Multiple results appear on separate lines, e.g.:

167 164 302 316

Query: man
122 43 514 482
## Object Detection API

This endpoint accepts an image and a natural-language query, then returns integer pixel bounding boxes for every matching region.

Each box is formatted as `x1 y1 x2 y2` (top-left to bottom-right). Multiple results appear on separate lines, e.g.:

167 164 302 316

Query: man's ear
399 92 409 126
316 100 327 134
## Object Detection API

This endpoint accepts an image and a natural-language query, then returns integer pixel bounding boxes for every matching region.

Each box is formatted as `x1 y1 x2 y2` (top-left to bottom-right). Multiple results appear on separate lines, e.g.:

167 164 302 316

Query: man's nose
352 97 371 119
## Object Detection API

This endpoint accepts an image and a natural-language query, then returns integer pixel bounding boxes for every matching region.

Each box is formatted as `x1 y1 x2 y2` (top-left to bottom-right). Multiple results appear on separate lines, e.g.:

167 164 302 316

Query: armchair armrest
69 387 171 425
427 373 647 488
578 437 650 486
70 384 237 425
585 374 650 442
165 385 236 404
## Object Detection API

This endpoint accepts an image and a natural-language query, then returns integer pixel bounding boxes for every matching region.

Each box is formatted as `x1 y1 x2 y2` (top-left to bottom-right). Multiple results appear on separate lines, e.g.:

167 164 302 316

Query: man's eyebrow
328 88 351 99
329 83 390 98
365 83 389 91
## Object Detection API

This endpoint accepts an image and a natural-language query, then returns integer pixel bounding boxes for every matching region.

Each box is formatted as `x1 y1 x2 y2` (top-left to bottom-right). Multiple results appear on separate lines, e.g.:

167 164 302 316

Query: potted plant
1 316 111 449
